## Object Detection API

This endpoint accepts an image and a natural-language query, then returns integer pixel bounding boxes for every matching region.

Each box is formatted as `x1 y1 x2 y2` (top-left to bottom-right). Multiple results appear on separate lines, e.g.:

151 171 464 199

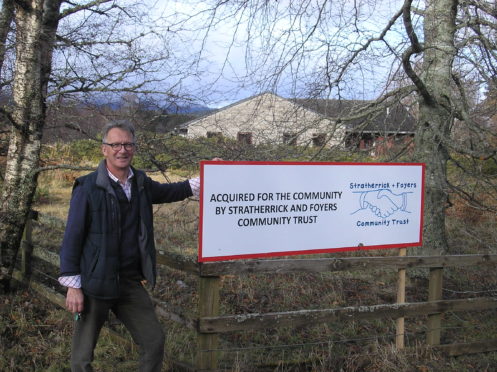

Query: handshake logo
352 189 411 219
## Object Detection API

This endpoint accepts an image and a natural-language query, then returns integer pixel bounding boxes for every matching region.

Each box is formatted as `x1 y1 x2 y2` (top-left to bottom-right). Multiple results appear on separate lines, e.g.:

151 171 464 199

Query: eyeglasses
103 142 136 151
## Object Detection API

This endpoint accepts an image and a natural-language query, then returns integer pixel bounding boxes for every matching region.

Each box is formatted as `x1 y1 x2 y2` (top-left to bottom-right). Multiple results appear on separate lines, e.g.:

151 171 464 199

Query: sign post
396 247 407 349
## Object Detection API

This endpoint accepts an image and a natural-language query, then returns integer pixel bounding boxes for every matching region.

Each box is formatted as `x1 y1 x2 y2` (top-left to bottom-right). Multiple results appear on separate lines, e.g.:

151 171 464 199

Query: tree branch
401 0 434 105
59 0 117 20
402 0 422 53
326 8 404 91
0 0 14 82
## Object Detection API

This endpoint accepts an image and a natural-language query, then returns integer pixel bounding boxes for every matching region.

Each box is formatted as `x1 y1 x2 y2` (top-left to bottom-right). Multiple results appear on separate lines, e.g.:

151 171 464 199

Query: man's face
102 128 135 173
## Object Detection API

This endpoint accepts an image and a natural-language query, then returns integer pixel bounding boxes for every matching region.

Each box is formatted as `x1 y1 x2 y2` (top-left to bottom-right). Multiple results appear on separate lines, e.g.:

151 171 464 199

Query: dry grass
0 288 142 372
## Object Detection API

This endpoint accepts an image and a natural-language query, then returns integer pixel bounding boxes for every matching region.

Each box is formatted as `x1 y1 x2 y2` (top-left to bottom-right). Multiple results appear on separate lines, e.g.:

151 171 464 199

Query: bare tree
0 0 194 290
0 0 60 289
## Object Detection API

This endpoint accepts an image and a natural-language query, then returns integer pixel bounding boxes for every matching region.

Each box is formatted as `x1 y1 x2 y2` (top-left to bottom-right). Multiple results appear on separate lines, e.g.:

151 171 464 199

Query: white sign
199 161 425 262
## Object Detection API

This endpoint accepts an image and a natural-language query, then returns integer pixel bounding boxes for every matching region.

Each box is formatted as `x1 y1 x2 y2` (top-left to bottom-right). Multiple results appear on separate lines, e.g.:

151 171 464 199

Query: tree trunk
0 0 14 79
414 0 457 255
0 0 61 291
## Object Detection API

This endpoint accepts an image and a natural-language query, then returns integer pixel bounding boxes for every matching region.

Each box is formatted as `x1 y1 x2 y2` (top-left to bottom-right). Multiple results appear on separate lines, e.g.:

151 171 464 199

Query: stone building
180 92 415 151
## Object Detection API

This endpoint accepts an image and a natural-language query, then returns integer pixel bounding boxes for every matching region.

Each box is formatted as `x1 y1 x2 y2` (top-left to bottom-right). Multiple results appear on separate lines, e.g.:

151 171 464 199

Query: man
59 121 200 371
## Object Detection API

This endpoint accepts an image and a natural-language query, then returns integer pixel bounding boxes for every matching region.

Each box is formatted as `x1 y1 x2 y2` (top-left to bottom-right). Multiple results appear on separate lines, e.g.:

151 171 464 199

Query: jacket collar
95 159 144 191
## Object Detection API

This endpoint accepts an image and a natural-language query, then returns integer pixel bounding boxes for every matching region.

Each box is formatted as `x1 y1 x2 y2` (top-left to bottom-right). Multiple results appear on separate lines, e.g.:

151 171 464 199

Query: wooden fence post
395 248 407 349
21 210 37 281
196 275 221 371
426 267 443 345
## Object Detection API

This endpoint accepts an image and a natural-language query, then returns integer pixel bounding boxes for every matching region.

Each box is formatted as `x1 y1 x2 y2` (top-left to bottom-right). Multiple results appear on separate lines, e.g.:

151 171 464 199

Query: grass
2 167 496 371
0 288 141 372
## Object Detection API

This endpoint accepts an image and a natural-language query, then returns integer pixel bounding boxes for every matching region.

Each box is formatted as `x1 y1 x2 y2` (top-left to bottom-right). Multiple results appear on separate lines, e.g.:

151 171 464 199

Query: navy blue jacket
59 160 193 299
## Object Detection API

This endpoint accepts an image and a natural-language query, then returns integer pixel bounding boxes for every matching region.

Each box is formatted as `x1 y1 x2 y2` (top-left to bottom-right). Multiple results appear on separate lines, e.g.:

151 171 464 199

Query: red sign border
198 161 425 262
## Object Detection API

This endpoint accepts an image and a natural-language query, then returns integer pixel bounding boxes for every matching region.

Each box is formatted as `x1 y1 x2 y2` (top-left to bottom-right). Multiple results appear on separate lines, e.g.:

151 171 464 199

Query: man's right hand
66 287 84 313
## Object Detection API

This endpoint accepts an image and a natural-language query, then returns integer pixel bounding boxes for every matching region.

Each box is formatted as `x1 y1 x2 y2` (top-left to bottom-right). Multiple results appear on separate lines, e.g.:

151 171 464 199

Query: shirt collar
106 167 134 184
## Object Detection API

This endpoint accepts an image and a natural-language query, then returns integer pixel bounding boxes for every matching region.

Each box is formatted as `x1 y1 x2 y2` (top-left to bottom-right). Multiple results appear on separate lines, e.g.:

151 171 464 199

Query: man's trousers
70 276 165 372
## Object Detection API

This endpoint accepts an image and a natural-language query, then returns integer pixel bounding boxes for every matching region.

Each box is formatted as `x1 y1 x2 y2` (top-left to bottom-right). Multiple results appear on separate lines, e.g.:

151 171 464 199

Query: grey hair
102 121 136 143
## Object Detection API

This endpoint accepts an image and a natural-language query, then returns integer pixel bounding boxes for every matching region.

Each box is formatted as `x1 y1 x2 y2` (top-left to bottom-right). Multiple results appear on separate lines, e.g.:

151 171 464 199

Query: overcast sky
72 0 410 108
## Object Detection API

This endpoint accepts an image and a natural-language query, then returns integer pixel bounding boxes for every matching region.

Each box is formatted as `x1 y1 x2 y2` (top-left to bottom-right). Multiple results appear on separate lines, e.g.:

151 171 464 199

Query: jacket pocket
81 235 101 276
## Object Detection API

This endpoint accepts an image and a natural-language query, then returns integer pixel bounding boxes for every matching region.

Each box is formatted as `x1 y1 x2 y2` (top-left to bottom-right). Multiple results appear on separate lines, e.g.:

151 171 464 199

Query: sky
55 0 411 109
